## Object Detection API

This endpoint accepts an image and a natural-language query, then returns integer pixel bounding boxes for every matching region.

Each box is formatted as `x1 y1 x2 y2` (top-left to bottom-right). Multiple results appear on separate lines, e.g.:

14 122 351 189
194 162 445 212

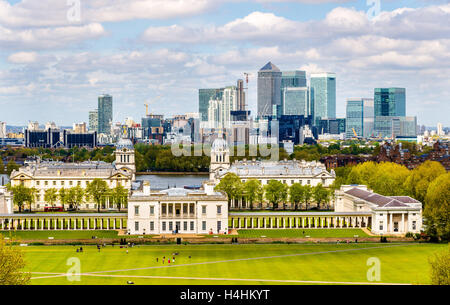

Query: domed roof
116 138 134 150
212 137 228 151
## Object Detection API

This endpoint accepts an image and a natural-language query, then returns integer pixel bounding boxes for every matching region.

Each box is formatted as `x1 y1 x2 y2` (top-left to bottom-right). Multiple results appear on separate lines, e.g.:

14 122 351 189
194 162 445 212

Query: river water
136 174 209 190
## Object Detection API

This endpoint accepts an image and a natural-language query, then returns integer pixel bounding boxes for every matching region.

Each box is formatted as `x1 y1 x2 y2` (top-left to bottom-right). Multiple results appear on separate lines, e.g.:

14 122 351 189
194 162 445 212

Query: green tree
6 160 20 175
303 185 313 210
67 186 85 211
44 188 58 207
404 161 446 203
429 247 450 285
313 183 330 210
264 180 288 210
215 173 242 209
59 188 69 209
243 179 263 210
111 184 129 211
9 185 29 212
86 179 109 212
424 173 450 241
0 237 30 285
0 158 5 174
289 183 304 211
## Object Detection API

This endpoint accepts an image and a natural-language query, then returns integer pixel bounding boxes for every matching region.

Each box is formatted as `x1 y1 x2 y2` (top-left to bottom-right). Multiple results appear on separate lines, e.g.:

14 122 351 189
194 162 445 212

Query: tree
44 188 58 207
289 183 304 211
9 185 29 212
59 188 69 210
404 161 446 203
86 179 109 212
6 160 20 175
111 184 129 211
424 173 450 241
243 179 263 210
264 180 288 210
67 186 85 211
215 173 242 209
429 247 450 285
0 158 5 174
303 185 313 210
313 184 330 210
0 237 30 285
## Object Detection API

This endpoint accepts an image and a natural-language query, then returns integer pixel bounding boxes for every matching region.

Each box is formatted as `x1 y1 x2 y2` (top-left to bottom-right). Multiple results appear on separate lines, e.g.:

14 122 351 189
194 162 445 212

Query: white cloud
7 51 37 63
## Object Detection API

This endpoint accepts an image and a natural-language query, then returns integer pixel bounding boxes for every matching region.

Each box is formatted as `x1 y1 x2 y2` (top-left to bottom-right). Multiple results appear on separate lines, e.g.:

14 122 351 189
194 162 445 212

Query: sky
0 0 449 127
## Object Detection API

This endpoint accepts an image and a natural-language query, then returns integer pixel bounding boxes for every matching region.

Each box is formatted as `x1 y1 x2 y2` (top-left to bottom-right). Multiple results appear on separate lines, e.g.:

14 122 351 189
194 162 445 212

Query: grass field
22 243 446 285
1 230 120 240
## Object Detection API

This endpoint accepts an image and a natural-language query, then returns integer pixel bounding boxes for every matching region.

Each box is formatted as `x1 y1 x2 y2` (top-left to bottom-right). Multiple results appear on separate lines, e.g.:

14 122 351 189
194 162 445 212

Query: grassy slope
236 229 370 238
23 243 446 285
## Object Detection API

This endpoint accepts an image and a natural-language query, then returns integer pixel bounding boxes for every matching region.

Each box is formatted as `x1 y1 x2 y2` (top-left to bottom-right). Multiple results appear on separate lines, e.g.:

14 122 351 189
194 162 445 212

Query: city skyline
0 0 449 126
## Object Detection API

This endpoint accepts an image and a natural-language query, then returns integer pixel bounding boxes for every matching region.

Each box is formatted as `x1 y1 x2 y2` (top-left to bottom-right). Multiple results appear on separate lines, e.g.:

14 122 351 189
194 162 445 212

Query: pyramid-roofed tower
259 62 281 72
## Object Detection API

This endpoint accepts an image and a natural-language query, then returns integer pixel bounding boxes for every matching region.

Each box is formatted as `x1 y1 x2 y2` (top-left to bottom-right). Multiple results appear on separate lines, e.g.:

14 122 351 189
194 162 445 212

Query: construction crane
144 96 162 116
352 128 358 138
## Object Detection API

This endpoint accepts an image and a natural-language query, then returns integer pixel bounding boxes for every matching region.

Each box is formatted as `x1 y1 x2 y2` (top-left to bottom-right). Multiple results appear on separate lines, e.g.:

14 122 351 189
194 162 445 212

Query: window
190 221 194 231
36 181 40 186
412 221 416 230
69 181 73 186
53 181 56 186
162 205 166 215
183 221 187 231
169 205 173 214
77 181 81 186
134 206 139 216
217 205 222 214
150 221 154 231
134 221 139 231
183 205 187 214
189 205 194 214
217 221 222 232
379 221 383 231
307 180 311 185
162 222 166 231
45 181 48 186
202 221 206 231
291 180 294 184
169 222 173 231
150 206 154 216
299 180 302 185
202 206 207 214
61 181 65 186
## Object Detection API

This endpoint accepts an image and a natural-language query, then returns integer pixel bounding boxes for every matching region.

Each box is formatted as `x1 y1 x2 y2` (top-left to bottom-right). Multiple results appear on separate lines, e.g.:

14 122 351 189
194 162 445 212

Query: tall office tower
282 87 309 116
346 98 374 138
257 62 282 118
310 73 336 124
98 94 113 135
437 123 444 136
374 88 406 117
0 122 6 138
374 116 417 138
281 71 307 90
199 88 224 122
236 79 246 111
89 110 98 132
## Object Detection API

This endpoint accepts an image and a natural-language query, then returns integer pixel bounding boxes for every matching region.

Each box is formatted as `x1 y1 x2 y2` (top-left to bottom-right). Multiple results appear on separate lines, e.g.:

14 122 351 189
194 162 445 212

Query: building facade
374 116 417 138
127 181 228 235
257 62 282 118
98 94 113 135
282 87 309 116
89 110 98 132
346 98 374 138
335 185 422 235
374 88 406 117
310 73 336 124
199 88 224 122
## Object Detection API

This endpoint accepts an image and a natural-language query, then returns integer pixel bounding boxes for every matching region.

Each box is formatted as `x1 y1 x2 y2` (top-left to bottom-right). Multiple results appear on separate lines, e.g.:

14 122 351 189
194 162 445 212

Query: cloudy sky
0 0 449 126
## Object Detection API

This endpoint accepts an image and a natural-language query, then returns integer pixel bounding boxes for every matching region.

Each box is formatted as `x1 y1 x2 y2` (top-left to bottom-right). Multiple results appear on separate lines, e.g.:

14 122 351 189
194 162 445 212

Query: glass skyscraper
88 110 98 132
374 88 406 117
282 87 309 116
374 116 417 138
310 73 336 124
257 62 282 118
345 98 374 138
199 88 224 122
98 94 112 135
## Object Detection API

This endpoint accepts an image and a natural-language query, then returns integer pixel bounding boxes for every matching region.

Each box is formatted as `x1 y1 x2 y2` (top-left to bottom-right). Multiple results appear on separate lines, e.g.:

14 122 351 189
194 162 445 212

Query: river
136 174 209 190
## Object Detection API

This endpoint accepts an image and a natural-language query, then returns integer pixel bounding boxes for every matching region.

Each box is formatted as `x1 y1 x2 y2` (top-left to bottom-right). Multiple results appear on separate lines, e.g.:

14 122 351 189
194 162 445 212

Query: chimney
143 181 151 196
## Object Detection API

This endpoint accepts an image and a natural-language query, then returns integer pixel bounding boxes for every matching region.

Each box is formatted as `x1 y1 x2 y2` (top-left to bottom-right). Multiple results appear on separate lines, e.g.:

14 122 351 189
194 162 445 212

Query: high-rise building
199 88 224 122
98 94 113 135
282 87 309 116
437 123 444 136
281 71 307 89
257 62 282 118
374 88 406 117
310 73 336 124
89 110 98 132
374 116 417 138
345 98 374 138
73 122 87 134
0 122 6 138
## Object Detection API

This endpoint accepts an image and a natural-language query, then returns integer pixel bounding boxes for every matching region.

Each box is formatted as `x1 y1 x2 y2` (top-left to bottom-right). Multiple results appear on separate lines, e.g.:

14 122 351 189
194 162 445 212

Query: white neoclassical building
335 185 423 235
9 138 136 211
127 181 228 235
209 137 335 192
0 186 13 214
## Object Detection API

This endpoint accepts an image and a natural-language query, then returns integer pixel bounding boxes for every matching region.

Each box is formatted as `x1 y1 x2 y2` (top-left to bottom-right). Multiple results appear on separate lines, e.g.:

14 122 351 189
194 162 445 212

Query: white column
389 213 393 233
401 213 405 233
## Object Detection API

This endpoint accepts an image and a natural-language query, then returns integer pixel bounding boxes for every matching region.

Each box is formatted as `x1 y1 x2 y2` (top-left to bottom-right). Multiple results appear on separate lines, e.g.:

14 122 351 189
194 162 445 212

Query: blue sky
0 0 449 126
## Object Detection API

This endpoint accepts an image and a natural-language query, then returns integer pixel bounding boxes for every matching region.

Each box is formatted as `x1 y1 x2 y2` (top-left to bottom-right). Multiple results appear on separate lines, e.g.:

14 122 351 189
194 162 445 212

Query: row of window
241 179 318 185
33 180 126 187
134 205 222 216
134 220 222 232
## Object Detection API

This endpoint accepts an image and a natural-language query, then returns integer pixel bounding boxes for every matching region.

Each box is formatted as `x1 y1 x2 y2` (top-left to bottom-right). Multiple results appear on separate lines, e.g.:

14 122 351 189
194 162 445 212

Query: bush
405 232 413 238
429 247 450 285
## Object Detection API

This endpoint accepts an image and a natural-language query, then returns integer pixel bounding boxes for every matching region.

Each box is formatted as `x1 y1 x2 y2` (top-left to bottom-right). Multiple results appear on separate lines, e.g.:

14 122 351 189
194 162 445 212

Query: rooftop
344 188 421 208
223 160 332 177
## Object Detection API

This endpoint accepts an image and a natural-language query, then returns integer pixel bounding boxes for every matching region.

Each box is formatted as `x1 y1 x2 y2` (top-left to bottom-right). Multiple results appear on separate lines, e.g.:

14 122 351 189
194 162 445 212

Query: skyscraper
346 98 374 138
281 71 307 90
98 94 113 135
257 62 282 118
282 87 309 116
89 110 98 132
374 88 406 117
199 88 224 122
310 73 336 124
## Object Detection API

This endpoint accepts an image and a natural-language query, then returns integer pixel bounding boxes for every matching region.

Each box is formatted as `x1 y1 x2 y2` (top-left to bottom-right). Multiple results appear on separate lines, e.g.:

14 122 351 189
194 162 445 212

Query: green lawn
235 229 370 238
21 243 446 285
1 230 120 240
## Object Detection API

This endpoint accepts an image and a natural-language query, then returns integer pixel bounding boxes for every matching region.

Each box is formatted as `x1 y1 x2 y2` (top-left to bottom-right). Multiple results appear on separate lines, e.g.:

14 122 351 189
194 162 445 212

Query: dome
212 137 228 151
116 138 134 150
